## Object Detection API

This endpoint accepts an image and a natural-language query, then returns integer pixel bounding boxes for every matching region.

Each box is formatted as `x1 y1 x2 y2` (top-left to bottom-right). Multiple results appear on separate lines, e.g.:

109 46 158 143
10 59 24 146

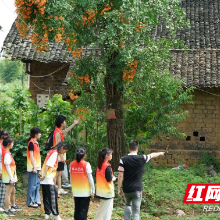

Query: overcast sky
0 0 16 52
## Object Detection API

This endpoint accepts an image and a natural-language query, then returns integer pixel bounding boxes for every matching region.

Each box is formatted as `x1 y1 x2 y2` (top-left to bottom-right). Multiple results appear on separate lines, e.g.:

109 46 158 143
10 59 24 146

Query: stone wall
148 88 220 166
28 61 70 103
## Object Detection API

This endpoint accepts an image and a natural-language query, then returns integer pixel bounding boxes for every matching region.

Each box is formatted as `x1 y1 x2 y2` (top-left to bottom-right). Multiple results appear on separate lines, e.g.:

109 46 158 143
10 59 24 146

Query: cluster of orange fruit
71 48 83 58
81 10 96 25
15 21 29 38
123 60 138 82
68 92 78 100
15 0 47 20
68 72 90 86
78 73 90 85
78 108 88 119
135 22 146 32
100 3 113 15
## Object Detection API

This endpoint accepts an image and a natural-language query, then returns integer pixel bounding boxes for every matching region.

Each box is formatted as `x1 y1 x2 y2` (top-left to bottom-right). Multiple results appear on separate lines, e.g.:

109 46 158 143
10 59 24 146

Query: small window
193 131 198 136
186 136 191 141
200 137 205 141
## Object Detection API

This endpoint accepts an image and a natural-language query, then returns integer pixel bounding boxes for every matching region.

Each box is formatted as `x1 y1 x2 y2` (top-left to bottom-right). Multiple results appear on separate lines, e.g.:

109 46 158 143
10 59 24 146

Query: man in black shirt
118 140 165 220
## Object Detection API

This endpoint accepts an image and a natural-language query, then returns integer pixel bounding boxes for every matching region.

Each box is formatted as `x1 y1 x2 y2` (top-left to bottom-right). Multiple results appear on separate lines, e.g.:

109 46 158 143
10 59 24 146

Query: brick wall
29 61 70 103
148 88 220 167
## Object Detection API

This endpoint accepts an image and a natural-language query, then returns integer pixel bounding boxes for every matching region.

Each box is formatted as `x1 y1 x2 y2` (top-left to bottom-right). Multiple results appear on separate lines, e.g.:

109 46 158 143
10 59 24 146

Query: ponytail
76 147 86 163
28 127 41 142
97 148 113 170
54 141 69 153
2 137 14 148
0 130 9 140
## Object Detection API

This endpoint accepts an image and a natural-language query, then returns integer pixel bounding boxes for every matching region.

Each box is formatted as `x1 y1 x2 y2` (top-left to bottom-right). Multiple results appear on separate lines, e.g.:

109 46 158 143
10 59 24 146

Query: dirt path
1 189 100 220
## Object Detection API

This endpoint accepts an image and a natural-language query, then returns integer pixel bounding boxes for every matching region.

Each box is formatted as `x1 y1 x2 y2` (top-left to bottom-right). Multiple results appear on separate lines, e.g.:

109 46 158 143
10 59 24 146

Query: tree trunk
104 75 126 171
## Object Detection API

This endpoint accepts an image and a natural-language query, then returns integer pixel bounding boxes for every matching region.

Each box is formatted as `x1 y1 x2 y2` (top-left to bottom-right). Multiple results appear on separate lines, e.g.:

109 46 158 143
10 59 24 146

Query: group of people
0 114 165 220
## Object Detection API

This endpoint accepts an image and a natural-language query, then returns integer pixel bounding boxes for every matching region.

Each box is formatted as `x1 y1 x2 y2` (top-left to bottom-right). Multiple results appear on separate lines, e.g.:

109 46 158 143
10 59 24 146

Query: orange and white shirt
27 138 41 172
2 148 17 183
41 149 58 185
53 127 66 161
96 161 115 199
0 142 2 174
70 160 93 197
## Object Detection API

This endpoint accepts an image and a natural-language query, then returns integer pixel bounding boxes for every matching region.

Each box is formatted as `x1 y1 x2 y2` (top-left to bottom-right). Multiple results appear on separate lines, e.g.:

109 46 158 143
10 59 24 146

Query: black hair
76 147 86 163
28 127 41 141
97 148 113 170
129 140 139 151
0 130 9 140
55 115 66 128
2 137 14 148
54 141 69 153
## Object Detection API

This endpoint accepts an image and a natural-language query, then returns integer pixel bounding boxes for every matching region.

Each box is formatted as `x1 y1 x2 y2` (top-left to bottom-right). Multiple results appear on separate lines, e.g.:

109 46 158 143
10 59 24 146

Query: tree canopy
15 0 193 168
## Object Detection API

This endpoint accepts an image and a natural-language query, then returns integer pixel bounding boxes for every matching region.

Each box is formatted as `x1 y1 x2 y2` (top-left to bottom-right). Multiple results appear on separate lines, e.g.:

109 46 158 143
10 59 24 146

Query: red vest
27 138 41 172
2 148 17 183
42 149 58 180
53 127 64 146
70 160 91 197
96 161 114 198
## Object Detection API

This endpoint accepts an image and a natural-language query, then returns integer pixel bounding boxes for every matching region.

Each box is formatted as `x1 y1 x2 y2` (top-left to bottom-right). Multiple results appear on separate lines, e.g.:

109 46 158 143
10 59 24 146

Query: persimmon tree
15 0 191 169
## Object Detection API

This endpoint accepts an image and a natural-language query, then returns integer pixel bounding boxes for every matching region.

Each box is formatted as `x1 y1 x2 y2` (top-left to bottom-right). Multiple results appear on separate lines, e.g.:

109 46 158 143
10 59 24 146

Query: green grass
2 166 220 219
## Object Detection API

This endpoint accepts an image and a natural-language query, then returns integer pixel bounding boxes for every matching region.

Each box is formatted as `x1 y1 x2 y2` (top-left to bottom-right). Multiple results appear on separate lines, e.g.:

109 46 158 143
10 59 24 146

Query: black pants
42 184 59 216
74 197 90 220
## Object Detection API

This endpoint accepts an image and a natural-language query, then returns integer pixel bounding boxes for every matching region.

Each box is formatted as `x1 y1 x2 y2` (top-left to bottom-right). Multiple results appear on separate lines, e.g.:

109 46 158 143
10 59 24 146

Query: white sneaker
45 213 52 219
0 207 4 212
62 183 71 189
58 189 68 195
52 214 62 220
28 202 38 208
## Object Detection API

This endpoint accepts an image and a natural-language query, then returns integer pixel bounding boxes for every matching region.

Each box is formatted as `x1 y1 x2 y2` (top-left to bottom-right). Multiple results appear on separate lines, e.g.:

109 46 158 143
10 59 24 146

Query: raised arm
63 119 80 136
150 152 165 159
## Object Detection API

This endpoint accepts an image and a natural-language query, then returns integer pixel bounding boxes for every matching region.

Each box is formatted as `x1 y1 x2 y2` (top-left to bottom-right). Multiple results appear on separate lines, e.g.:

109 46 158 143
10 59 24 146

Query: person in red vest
0 130 9 212
26 127 42 208
39 141 69 220
53 115 80 195
2 137 21 217
70 147 95 220
95 148 116 220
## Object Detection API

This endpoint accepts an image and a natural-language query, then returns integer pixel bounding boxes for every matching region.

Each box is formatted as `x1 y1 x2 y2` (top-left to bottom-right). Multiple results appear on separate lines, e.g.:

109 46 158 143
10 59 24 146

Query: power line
195 87 220 98
30 63 69 78
30 80 53 92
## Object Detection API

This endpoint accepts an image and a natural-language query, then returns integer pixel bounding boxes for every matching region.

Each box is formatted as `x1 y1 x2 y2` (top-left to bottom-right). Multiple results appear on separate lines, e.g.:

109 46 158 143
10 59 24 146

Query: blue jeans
26 170 41 206
124 191 142 220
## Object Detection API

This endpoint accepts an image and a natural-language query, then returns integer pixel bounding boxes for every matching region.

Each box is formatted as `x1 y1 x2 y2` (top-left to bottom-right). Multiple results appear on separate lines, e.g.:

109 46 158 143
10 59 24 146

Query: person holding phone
70 147 95 220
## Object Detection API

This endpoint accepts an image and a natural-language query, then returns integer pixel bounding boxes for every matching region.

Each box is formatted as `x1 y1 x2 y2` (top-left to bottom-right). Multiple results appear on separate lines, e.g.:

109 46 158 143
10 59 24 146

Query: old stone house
2 0 220 166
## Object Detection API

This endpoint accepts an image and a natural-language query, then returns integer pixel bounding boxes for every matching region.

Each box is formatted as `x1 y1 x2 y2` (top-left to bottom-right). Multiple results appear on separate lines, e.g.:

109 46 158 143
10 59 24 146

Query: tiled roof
170 49 220 87
1 23 101 63
152 0 220 49
2 0 220 87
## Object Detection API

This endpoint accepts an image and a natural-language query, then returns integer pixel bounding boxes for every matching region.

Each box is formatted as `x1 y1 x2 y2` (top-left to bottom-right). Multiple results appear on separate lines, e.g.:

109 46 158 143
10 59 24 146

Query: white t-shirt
41 152 58 185
86 163 92 173
4 152 18 182
0 144 2 174
4 152 12 165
